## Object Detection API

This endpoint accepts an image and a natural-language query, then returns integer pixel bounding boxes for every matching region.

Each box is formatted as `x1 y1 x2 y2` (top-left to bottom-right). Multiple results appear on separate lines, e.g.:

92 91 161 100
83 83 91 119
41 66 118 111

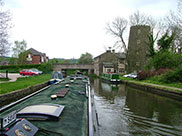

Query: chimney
106 47 112 53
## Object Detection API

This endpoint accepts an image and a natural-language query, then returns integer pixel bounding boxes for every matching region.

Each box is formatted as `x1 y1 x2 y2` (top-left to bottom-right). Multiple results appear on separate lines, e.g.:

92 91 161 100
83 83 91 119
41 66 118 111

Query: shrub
137 68 171 80
146 51 182 70
0 63 53 73
137 70 150 80
162 66 182 83
38 63 52 74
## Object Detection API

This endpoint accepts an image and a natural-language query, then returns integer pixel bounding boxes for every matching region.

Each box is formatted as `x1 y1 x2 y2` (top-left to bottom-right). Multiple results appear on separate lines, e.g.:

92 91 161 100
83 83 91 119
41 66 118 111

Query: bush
0 64 41 70
38 63 52 74
0 63 52 73
137 68 171 80
146 51 182 70
137 70 150 80
162 66 182 83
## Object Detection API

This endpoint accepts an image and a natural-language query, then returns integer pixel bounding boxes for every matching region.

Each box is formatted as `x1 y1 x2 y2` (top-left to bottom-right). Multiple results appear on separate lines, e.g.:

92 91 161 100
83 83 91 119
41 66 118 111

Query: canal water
91 78 182 136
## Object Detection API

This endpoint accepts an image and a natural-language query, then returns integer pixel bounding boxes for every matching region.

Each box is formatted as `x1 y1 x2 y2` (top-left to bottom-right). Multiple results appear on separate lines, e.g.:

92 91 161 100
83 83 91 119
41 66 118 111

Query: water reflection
92 78 182 136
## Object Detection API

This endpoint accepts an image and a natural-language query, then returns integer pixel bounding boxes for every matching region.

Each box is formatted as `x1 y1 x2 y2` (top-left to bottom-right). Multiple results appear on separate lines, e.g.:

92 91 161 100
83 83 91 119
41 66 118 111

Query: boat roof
0 76 88 136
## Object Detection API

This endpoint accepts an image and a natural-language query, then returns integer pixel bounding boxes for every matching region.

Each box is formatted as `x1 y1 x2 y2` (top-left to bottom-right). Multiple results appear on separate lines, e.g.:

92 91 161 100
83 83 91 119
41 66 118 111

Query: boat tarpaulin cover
0 78 88 136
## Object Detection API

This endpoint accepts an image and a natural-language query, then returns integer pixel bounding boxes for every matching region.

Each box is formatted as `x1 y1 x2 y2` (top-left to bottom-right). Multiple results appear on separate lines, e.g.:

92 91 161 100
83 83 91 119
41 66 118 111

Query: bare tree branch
129 10 156 30
106 17 128 53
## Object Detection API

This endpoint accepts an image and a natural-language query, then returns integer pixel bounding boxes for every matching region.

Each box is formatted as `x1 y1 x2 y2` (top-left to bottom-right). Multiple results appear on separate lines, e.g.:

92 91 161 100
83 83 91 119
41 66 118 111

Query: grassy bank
0 78 10 81
0 74 51 95
120 76 182 92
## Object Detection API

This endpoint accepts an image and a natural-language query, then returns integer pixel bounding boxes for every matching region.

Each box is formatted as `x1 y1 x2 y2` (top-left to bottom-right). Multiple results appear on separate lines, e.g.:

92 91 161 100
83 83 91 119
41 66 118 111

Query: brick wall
32 55 41 64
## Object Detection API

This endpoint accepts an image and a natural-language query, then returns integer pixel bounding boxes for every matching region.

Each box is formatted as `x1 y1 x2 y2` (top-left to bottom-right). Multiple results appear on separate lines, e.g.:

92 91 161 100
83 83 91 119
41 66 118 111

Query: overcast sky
4 0 178 59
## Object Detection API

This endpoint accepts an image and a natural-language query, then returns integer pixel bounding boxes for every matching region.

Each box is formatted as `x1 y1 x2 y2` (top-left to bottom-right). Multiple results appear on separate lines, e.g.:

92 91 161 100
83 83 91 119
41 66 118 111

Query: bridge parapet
53 64 94 74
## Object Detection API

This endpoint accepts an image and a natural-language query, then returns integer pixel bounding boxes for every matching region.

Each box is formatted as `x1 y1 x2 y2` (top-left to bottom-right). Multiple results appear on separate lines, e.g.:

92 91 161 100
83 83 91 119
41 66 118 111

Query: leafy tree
146 31 181 70
0 0 12 56
157 31 175 52
147 32 159 58
9 57 18 65
148 51 182 70
78 52 93 64
12 40 27 58
17 51 28 64
49 58 70 64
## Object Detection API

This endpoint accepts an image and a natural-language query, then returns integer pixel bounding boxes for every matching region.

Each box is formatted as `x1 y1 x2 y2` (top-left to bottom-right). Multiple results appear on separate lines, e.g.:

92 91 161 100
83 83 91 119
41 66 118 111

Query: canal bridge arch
53 64 94 74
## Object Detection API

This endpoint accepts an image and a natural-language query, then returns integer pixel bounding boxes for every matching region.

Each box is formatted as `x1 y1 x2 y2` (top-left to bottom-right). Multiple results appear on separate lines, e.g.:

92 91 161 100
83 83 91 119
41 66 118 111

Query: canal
91 78 182 136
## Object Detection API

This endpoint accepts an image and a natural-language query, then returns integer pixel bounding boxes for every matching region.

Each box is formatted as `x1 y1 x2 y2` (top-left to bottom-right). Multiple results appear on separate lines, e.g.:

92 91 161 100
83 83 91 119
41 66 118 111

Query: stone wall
127 25 150 73
32 55 41 64
0 81 49 108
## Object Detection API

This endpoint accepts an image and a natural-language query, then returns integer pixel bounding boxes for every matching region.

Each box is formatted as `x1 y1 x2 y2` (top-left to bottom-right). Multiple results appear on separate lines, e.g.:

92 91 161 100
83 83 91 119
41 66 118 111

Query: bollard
6 70 8 79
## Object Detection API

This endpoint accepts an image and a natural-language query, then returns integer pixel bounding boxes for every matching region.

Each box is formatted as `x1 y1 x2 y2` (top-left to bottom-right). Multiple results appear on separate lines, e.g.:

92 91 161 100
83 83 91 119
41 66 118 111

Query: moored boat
101 73 120 83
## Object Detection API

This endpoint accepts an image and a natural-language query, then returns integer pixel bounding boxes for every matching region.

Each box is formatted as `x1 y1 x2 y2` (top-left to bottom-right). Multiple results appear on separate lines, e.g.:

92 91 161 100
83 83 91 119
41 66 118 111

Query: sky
4 0 178 59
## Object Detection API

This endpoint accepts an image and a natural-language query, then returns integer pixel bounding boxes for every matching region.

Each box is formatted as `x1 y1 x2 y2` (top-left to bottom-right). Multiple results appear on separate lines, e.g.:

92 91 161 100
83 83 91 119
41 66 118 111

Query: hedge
0 63 53 74
0 64 41 69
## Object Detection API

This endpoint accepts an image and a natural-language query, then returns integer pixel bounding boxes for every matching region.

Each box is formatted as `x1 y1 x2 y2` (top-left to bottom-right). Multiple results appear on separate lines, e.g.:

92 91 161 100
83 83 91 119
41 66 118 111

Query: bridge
53 64 94 74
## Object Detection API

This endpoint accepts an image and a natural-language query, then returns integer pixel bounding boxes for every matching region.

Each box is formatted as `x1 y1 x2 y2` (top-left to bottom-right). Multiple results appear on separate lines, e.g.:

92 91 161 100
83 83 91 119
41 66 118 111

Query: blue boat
49 71 64 84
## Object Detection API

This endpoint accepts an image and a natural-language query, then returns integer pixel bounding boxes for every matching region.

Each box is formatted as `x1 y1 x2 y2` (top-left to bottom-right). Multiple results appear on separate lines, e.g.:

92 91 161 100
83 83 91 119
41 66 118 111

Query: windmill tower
127 25 150 72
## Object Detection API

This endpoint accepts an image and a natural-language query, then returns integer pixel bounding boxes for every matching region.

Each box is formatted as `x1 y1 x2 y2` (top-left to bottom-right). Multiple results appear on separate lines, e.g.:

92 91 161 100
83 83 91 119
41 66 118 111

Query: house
26 48 49 64
94 49 126 76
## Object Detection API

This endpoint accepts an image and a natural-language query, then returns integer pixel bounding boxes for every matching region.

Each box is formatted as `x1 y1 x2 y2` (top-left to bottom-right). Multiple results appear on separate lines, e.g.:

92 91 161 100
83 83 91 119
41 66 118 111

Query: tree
129 10 156 29
161 0 182 53
157 31 175 52
147 31 158 58
0 0 12 57
12 40 27 58
78 52 93 64
17 51 28 64
106 17 128 53
106 11 156 53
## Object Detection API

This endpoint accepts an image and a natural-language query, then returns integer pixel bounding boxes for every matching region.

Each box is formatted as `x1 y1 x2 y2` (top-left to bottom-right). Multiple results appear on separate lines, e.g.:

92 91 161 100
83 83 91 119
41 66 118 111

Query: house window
27 54 32 61
107 69 111 73
41 56 44 62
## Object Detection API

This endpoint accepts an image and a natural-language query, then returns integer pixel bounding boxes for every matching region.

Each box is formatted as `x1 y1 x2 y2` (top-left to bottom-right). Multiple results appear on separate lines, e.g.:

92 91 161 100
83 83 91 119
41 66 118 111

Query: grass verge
0 74 51 95
120 76 182 92
0 78 10 81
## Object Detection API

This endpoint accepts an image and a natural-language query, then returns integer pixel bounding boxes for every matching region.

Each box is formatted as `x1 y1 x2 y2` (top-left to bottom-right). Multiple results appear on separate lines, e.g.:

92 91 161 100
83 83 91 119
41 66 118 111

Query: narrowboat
101 73 120 83
0 75 99 136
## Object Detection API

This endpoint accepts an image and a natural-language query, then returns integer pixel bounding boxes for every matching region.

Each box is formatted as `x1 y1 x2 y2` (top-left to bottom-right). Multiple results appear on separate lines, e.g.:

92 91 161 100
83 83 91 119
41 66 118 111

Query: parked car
19 69 38 76
31 68 43 74
123 72 137 79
